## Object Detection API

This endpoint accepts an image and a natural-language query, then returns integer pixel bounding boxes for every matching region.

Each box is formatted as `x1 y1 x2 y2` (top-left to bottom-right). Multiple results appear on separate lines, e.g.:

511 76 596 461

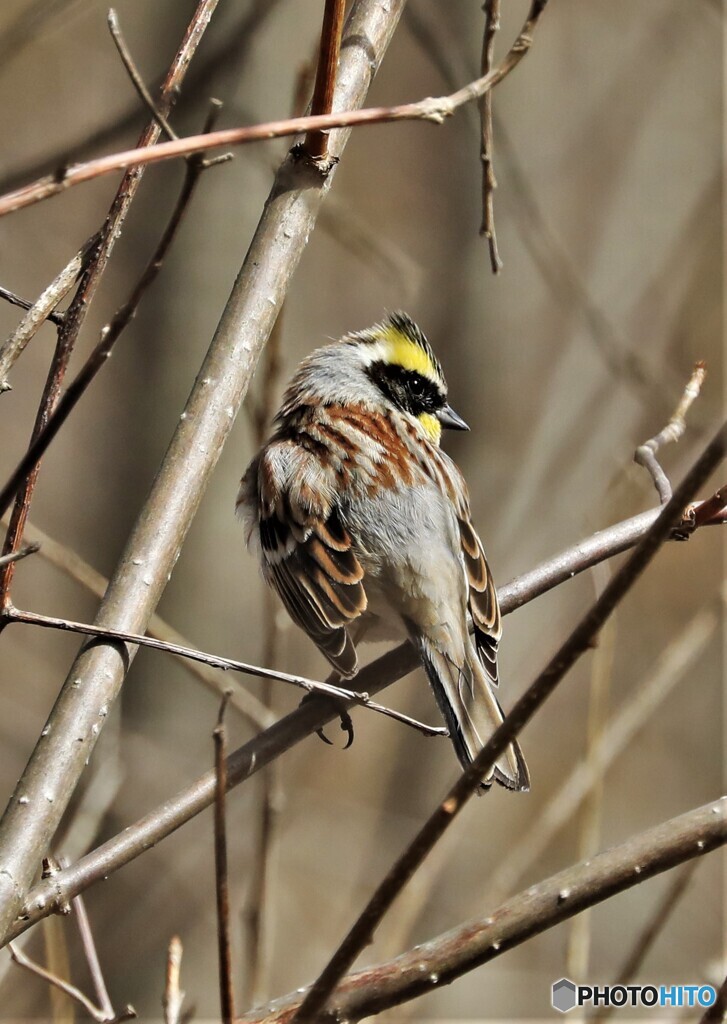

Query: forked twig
108 9 179 143
8 940 136 1022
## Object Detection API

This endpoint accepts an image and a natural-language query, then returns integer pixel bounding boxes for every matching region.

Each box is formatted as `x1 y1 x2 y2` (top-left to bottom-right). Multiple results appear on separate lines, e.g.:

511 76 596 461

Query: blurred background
0 0 722 1019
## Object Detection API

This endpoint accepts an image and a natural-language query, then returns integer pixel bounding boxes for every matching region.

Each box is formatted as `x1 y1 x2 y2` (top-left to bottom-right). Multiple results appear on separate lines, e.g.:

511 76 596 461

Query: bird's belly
357 575 409 644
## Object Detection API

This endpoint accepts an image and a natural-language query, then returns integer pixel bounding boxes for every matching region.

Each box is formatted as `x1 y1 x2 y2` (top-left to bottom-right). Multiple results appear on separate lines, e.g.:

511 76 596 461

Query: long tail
417 637 529 792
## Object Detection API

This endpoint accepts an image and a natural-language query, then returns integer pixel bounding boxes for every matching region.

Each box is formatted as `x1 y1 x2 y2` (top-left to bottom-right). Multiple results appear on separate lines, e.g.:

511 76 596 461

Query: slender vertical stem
214 695 235 1024
305 0 347 160
479 0 502 272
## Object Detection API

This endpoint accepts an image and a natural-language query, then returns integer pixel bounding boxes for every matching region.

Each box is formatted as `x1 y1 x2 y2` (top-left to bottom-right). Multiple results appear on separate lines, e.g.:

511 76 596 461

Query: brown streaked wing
263 504 366 679
457 514 502 688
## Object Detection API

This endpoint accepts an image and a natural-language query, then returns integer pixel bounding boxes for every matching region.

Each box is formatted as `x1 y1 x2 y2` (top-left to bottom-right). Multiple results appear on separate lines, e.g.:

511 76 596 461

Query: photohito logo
551 978 717 1013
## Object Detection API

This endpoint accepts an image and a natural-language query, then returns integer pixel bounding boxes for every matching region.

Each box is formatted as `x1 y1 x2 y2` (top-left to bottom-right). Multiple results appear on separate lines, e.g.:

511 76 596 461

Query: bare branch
73 891 116 1021
484 593 720 903
0 543 39 569
108 9 179 143
305 0 347 161
240 799 727 1022
4 516 272 729
479 0 502 272
0 284 63 326
163 936 185 1024
2 605 446 738
0 0 551 218
8 940 136 1022
0 242 90 392
635 361 707 503
291 419 727 1023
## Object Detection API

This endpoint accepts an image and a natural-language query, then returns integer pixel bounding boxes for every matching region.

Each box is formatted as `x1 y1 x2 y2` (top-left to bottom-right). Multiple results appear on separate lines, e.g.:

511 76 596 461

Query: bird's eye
409 373 427 396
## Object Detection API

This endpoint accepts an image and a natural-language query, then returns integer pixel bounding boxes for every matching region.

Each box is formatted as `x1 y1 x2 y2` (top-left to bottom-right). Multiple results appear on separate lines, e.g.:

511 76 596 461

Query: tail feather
418 640 529 792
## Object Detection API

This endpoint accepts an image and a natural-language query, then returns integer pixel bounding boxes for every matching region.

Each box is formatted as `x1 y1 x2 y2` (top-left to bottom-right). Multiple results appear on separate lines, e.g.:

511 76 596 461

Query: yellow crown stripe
381 325 439 380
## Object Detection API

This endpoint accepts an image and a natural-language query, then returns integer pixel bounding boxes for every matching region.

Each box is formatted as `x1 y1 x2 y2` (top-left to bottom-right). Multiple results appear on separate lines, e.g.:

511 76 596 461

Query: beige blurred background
0 0 723 1019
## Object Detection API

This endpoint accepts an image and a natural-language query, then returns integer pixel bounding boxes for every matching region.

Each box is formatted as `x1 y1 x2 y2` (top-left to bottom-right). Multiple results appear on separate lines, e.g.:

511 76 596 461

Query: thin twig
2 605 446 738
0 107 228 526
479 0 502 272
214 694 235 1024
4 516 272 729
239 799 727 1023
73 890 116 1021
0 542 38 568
0 0 551 218
291 419 727 1023
163 936 185 1024
0 284 63 326
635 361 707 503
108 9 179 143
689 482 727 529
305 0 347 161
8 940 136 1022
8 480 727 942
0 243 89 391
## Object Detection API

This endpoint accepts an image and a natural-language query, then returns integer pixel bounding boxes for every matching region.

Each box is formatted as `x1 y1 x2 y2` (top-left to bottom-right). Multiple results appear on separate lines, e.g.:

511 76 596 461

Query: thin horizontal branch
3 606 445 738
3 516 273 729
239 798 727 1022
0 0 551 218
0 543 39 569
0 285 63 327
6 478 725 944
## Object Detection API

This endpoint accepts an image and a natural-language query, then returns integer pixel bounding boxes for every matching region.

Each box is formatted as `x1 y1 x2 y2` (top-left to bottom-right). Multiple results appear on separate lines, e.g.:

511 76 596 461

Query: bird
237 312 528 791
